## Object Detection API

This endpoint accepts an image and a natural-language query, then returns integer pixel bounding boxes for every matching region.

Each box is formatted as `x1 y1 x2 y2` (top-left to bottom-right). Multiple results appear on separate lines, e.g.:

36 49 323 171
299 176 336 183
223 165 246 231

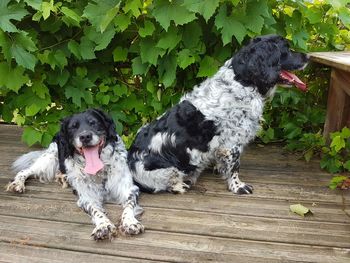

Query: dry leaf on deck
290 204 313 217
339 178 350 190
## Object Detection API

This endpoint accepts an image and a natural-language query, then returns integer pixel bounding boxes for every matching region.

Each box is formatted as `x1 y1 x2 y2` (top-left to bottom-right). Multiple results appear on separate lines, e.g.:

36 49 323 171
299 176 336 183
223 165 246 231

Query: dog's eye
89 119 97 126
70 121 79 129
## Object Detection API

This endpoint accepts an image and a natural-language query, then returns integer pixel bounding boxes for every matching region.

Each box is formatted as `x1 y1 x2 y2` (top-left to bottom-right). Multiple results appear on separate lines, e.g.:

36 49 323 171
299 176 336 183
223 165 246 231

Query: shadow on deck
0 125 349 262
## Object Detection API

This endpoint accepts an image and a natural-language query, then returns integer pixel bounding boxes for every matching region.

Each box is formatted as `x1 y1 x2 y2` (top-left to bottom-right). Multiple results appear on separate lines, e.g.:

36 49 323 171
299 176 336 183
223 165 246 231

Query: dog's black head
54 109 117 174
231 35 309 95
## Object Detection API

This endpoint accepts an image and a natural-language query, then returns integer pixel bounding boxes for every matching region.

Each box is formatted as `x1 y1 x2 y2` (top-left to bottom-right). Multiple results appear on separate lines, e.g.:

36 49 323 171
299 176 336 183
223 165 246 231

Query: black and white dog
7 109 144 240
128 35 308 194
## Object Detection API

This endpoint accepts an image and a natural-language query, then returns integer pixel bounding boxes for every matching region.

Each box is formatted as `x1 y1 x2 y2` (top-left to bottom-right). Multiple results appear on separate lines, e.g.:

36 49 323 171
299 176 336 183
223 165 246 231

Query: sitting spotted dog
128 35 308 195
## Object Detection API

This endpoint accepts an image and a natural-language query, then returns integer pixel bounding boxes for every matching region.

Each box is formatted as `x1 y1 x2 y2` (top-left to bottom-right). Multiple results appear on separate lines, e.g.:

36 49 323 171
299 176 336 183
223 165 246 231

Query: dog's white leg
7 145 58 193
78 199 117 241
215 146 253 194
72 179 117 240
105 163 144 235
119 185 145 235
6 169 32 193
68 173 117 241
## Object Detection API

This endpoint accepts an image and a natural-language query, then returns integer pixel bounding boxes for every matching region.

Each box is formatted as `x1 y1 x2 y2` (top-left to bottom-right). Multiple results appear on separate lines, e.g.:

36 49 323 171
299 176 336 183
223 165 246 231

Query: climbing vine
0 0 349 174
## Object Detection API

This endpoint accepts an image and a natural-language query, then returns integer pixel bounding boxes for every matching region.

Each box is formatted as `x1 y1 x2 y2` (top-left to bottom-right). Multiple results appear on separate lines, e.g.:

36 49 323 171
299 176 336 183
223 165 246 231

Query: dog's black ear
89 109 118 144
54 116 74 174
232 39 281 95
252 36 263 43
252 34 283 44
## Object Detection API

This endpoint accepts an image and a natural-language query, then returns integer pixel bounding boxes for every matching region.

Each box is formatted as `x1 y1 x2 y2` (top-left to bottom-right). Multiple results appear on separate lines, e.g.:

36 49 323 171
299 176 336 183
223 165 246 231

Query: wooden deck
0 125 349 262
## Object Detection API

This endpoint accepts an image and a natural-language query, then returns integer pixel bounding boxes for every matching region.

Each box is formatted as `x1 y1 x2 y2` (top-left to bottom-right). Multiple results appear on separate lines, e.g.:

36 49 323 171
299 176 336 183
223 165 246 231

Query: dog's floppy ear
54 116 74 174
252 34 283 44
89 108 118 144
232 39 281 95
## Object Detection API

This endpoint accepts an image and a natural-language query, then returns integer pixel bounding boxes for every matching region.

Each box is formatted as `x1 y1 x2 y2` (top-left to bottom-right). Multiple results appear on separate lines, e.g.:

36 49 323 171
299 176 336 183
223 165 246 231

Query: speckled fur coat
128 35 308 195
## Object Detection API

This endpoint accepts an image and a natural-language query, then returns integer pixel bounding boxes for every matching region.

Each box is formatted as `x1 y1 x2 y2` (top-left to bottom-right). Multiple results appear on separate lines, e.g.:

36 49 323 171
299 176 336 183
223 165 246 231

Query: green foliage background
0 0 350 172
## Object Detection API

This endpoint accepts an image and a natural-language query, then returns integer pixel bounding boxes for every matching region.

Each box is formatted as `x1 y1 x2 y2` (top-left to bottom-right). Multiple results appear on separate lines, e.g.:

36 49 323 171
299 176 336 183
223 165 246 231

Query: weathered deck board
0 125 349 262
1 189 348 224
0 243 159 263
1 215 349 263
311 52 350 72
1 196 349 248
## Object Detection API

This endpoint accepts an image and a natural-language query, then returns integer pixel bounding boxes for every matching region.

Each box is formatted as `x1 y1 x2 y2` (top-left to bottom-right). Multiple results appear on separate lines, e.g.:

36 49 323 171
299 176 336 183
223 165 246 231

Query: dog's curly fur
7 109 144 240
128 35 309 194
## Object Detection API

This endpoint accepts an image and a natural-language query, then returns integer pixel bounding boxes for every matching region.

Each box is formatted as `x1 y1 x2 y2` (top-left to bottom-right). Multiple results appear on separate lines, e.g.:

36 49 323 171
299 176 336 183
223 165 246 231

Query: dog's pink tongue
82 146 104 175
280 70 307 91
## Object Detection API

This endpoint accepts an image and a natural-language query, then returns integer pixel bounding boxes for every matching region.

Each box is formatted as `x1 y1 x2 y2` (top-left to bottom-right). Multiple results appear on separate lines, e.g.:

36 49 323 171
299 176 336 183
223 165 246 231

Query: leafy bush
283 127 350 174
259 66 329 145
0 0 349 162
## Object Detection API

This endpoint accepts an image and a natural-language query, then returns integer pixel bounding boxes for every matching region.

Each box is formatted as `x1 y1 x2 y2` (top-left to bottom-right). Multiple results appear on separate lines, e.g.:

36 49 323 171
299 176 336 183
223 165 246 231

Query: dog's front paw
119 217 144 235
229 182 253 195
91 222 117 241
6 180 25 193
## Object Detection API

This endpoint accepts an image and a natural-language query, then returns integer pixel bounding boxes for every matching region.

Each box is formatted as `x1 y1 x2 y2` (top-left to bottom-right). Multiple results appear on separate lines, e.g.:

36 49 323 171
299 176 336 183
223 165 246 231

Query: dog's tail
12 150 45 173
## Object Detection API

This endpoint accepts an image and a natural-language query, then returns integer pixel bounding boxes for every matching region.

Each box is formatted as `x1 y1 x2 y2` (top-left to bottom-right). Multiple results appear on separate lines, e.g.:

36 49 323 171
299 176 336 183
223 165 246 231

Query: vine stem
38 29 83 52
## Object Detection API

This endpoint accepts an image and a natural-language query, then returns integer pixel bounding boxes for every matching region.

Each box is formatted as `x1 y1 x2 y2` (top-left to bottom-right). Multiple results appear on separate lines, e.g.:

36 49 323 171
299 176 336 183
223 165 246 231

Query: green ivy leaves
321 128 350 173
197 56 219 78
0 0 28 32
152 0 196 31
83 0 120 31
215 5 246 45
0 63 29 92
0 0 349 152
183 0 220 22
11 44 37 71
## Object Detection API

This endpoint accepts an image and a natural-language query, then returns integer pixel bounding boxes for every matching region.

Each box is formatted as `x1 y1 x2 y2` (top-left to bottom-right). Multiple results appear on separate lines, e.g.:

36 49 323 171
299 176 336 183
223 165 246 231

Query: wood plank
0 124 23 134
323 69 350 137
0 196 349 248
204 170 333 186
140 193 350 224
0 167 334 187
0 170 347 205
196 178 350 203
310 52 350 72
0 215 349 263
2 187 349 224
332 68 350 96
0 242 160 263
0 176 347 206
1 183 349 224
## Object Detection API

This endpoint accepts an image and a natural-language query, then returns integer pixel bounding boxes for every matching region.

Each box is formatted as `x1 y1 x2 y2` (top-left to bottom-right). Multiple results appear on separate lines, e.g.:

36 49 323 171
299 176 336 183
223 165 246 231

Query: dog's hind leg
168 171 191 194
6 143 58 193
132 162 189 194
215 146 253 194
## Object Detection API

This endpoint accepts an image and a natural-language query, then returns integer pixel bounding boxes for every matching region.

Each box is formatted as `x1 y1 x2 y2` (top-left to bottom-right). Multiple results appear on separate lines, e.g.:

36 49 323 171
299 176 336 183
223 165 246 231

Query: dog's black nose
79 132 93 144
